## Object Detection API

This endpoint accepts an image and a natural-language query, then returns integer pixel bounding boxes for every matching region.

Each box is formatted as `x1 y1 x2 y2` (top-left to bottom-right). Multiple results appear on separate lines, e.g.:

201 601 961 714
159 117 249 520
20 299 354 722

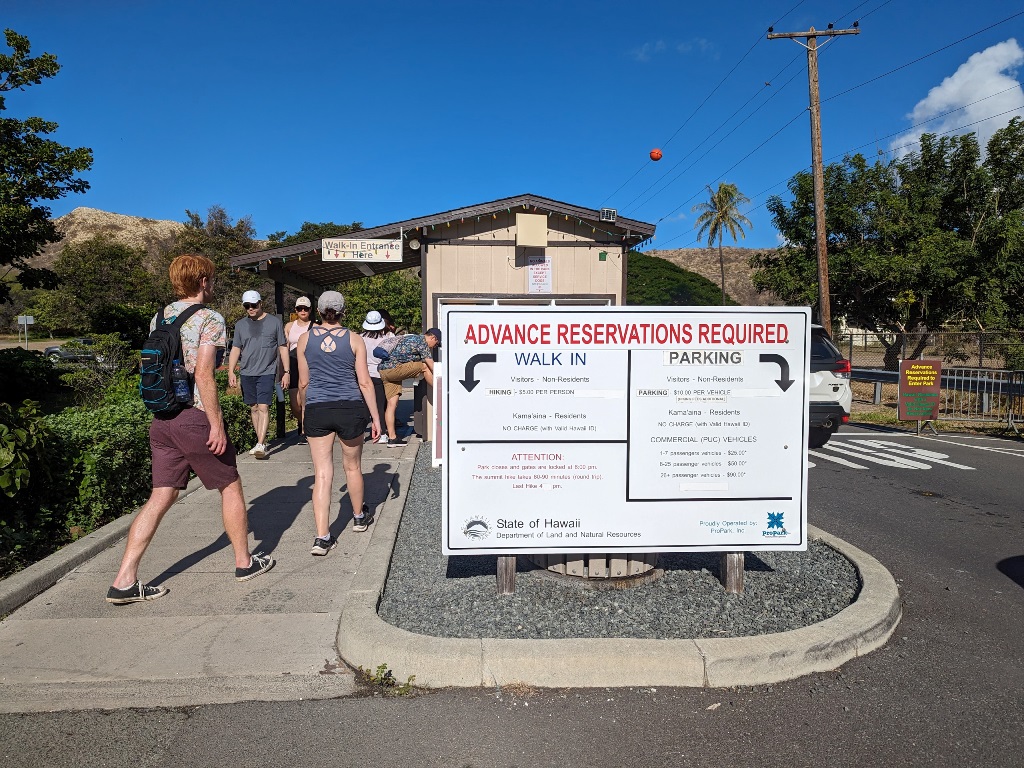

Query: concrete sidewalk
0 397 902 712
0 423 420 713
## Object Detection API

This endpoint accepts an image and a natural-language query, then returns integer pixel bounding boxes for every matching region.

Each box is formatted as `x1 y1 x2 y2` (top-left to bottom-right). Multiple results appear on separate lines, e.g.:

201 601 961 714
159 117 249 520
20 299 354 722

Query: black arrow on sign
759 353 795 392
460 354 497 392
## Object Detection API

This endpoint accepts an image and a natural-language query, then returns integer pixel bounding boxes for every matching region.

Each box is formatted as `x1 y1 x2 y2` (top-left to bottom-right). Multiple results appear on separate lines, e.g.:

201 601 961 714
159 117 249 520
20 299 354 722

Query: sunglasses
243 302 260 309
296 306 311 311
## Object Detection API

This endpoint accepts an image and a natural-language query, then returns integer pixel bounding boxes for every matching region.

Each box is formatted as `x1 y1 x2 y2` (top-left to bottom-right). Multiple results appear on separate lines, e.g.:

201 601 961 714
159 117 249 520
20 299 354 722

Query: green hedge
0 348 63 405
44 394 154 537
0 380 270 578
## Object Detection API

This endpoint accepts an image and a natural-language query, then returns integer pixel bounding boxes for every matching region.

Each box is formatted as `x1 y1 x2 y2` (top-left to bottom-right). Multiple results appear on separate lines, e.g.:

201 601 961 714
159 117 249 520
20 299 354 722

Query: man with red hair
106 254 275 604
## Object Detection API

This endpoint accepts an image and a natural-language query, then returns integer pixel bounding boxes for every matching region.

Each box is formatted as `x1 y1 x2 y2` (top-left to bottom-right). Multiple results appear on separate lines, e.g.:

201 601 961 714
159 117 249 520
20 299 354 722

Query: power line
655 10 1024 221
824 9 1024 104
853 0 896 23
655 109 807 223
619 57 804 215
645 101 1024 251
601 0 813 207
616 0 895 218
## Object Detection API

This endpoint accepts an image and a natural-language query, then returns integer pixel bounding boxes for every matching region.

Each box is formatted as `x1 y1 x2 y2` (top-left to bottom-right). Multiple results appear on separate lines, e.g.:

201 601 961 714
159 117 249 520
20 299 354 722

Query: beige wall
422 210 625 326
417 209 631 442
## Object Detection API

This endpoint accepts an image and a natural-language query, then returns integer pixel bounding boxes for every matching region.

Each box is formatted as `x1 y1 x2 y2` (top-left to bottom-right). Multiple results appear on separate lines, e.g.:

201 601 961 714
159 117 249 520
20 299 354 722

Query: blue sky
6 0 1024 250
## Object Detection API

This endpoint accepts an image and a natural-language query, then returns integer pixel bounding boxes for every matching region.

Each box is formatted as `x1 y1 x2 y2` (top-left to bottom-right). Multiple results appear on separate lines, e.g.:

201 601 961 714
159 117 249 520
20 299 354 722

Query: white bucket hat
363 310 386 330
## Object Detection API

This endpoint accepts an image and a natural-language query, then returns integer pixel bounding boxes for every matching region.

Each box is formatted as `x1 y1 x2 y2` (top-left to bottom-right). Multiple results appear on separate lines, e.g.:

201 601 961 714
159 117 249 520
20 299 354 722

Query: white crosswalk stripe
808 436 977 471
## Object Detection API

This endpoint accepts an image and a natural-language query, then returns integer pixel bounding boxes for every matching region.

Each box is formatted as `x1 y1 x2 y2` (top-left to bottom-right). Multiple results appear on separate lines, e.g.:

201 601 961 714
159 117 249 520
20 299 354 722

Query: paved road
2 425 1022 767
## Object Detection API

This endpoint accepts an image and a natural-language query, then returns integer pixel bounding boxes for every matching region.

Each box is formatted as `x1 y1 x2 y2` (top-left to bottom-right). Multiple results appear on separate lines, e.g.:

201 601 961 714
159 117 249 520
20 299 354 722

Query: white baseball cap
295 296 311 308
241 290 261 304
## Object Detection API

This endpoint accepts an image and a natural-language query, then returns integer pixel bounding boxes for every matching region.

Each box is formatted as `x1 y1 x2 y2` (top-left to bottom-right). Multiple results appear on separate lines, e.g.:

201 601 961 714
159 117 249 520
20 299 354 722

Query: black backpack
139 303 207 418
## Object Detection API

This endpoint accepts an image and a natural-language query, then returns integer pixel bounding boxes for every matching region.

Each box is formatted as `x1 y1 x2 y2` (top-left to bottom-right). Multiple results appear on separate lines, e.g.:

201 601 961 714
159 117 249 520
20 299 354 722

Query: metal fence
939 368 1022 428
849 362 1024 434
838 331 1024 371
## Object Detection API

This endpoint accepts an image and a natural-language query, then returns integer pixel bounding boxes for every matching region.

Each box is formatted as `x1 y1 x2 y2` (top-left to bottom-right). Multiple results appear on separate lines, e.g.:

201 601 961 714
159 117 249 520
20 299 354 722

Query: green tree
692 183 752 305
983 116 1024 214
267 220 362 245
33 235 159 337
167 205 261 322
626 252 736 306
341 270 422 333
0 29 93 304
752 126 1024 366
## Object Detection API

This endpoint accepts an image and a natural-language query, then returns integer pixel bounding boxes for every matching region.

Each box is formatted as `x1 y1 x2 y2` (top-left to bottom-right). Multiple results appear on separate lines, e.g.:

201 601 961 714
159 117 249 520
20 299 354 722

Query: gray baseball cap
318 291 345 312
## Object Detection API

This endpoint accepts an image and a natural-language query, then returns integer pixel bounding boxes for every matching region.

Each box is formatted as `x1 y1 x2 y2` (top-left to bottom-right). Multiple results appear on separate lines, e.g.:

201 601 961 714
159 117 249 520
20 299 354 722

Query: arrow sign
759 353 795 392
460 354 497 392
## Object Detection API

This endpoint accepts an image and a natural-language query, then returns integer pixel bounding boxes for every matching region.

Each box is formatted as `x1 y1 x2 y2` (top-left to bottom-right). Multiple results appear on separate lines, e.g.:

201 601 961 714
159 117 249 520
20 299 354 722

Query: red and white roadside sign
440 306 812 555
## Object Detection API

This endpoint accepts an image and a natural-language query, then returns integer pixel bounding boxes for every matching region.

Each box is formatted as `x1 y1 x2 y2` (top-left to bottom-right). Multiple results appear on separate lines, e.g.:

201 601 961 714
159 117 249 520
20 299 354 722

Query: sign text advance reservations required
441 306 811 555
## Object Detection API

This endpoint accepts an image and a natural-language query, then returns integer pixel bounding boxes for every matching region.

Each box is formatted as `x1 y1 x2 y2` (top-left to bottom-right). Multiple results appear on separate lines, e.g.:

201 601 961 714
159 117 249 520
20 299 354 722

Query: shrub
220 391 257 451
0 348 63 404
44 394 153 538
626 252 737 306
0 367 271 576
56 334 139 406
0 400 62 577
215 368 282 449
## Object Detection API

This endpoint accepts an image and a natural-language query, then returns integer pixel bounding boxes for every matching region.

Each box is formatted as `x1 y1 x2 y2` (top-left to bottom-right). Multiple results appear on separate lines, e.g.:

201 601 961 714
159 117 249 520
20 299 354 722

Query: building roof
229 193 656 292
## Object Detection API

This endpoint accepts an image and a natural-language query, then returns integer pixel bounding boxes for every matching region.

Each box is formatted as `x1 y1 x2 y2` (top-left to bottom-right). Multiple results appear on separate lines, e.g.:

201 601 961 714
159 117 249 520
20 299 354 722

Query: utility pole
768 24 859 337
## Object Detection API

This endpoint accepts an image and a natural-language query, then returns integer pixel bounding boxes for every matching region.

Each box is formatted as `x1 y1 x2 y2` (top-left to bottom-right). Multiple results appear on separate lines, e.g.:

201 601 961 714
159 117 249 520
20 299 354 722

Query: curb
0 475 204 618
337 509 902 688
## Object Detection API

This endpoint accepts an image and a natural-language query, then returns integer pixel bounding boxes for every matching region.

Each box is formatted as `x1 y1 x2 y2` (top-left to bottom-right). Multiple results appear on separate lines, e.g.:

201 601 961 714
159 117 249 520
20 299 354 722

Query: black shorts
304 401 371 440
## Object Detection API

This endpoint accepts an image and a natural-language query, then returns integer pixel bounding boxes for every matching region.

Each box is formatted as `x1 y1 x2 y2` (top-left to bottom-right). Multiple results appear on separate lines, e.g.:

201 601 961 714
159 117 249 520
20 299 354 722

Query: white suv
809 325 851 448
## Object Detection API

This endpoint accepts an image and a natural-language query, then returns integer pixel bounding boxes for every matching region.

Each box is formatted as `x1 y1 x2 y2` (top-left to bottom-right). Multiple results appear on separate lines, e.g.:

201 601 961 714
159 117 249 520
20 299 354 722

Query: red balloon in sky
650 148 663 161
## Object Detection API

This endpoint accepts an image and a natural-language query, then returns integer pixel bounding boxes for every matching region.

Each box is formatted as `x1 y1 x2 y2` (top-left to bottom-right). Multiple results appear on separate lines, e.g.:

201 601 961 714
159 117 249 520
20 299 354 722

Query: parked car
43 338 97 363
809 325 851 448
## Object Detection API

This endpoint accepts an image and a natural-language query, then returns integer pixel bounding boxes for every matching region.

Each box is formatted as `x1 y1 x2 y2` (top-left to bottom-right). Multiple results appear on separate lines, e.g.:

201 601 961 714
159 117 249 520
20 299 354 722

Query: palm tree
692 183 752 305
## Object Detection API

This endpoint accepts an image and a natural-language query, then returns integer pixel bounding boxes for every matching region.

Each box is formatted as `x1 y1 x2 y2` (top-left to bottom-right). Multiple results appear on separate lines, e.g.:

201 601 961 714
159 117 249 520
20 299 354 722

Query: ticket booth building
231 193 656 440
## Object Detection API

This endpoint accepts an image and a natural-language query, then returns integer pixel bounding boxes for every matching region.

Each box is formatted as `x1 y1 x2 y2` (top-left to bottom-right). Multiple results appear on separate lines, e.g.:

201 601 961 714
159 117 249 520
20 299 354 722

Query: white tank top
287 319 311 351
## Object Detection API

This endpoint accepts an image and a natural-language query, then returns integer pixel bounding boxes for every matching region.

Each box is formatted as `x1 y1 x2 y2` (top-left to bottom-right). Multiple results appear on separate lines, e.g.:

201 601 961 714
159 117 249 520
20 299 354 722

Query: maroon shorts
150 407 240 490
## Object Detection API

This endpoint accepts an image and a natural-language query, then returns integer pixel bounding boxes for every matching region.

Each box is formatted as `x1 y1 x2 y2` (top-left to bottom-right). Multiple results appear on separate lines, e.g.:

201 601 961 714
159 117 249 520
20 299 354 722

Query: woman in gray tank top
296 291 381 554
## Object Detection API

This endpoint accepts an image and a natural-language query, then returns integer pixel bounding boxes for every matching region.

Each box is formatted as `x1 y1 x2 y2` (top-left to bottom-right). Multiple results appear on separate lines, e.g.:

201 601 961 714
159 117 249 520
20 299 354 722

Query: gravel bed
378 446 860 640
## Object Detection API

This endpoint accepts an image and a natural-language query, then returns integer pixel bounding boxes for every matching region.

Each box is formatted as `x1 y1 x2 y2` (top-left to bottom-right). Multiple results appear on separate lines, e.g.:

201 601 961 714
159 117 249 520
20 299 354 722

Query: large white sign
321 237 402 262
441 306 811 555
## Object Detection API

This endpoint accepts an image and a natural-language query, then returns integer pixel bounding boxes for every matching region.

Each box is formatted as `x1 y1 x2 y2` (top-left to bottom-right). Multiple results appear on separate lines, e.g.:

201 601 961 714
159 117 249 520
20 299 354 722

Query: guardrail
851 367 1024 433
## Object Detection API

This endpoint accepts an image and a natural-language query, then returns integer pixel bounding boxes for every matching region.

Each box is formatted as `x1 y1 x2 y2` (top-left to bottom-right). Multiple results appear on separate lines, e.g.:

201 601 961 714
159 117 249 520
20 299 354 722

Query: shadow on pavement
148 475 313 585
997 555 1024 590
333 461 401 539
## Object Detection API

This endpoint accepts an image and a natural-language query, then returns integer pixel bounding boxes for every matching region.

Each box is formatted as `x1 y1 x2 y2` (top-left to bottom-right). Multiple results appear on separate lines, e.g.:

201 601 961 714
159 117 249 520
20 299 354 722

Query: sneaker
248 446 258 455
235 552 275 581
375 435 389 445
298 434 307 445
252 443 268 459
105 581 168 605
352 505 374 532
387 439 407 448
311 535 337 556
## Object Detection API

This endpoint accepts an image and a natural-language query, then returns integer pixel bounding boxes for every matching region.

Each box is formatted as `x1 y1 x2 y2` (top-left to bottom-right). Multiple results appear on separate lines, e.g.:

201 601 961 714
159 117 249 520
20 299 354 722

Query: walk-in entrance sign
441 306 811 555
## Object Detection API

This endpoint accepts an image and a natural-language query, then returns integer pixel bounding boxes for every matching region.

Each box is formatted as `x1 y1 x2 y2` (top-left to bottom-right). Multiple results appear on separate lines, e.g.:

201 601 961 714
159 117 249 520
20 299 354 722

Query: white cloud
890 39 1024 156
677 38 717 58
631 40 666 62
632 38 717 63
